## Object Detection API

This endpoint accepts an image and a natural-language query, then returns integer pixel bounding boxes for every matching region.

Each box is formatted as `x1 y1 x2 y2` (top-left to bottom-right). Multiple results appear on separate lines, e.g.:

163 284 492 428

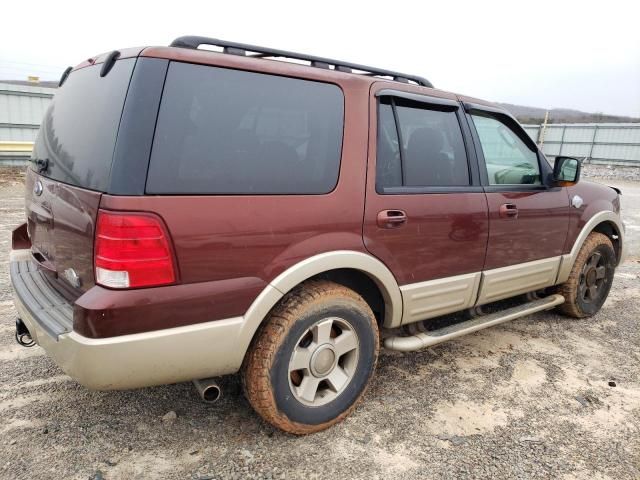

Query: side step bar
384 294 565 352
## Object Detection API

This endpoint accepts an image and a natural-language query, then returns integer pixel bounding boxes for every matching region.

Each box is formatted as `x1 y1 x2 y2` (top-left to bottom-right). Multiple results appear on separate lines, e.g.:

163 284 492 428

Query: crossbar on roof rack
169 36 434 88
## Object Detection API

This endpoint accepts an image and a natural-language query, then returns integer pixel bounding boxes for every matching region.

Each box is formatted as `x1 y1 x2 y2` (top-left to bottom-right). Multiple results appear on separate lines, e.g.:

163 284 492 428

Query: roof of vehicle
72 36 507 115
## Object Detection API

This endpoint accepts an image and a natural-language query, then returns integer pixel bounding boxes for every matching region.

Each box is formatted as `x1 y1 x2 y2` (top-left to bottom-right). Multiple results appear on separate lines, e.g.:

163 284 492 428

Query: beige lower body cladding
400 257 562 325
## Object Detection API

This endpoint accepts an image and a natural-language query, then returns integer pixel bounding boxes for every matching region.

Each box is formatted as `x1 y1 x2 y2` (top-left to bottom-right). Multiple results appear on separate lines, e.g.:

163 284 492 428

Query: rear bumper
10 249 247 390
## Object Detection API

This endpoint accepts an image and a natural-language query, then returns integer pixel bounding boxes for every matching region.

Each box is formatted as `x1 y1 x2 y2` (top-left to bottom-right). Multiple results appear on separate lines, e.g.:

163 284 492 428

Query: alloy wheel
288 317 360 407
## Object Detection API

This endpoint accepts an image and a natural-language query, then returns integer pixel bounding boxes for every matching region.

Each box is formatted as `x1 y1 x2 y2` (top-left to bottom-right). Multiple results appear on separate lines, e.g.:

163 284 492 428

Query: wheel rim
578 251 608 304
288 316 360 407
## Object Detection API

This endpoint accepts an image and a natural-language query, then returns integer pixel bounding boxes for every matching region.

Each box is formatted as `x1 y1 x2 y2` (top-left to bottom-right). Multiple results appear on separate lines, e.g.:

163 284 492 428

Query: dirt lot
0 169 638 480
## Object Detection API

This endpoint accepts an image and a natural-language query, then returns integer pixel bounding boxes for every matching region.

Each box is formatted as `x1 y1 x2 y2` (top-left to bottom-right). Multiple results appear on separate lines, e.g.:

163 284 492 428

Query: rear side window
376 97 469 191
146 62 344 194
32 59 136 191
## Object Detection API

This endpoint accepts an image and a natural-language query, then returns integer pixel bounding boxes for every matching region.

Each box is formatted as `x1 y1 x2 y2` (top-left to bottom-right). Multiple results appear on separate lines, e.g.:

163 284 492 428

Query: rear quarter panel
97 73 371 333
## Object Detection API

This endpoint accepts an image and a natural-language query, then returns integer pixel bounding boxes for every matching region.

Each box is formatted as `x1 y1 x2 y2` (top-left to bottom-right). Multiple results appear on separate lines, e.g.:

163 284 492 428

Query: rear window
31 59 135 191
146 62 344 194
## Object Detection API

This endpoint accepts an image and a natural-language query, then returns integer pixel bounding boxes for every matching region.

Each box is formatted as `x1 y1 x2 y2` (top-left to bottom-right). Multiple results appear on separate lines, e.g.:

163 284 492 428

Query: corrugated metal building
0 81 55 164
523 123 640 166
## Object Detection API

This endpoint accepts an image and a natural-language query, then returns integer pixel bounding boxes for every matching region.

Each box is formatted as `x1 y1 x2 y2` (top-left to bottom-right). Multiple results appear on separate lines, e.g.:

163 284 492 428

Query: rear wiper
30 158 49 173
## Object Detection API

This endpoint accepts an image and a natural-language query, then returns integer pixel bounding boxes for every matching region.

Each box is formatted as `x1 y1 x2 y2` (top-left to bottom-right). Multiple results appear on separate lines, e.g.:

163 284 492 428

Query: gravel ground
582 164 640 182
0 168 638 480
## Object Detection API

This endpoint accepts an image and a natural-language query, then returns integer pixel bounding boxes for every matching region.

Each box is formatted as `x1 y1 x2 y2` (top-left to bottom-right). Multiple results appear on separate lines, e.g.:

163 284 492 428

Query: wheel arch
235 251 402 361
557 211 626 284
592 221 622 262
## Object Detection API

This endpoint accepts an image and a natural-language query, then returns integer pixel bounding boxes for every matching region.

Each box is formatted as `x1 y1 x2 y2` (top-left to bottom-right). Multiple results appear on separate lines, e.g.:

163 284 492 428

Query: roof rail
169 36 434 88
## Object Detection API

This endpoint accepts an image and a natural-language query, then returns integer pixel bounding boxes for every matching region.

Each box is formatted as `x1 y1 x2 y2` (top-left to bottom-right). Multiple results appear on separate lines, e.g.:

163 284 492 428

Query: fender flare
556 211 626 284
235 251 403 358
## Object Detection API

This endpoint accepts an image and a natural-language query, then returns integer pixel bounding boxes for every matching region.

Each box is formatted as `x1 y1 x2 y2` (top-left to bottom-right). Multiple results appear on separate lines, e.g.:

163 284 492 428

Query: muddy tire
556 232 615 318
242 280 379 435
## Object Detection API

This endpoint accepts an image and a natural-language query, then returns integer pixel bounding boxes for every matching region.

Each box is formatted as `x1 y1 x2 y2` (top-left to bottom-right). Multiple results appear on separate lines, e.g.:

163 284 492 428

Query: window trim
390 97 406 185
376 89 460 108
382 185 485 194
465 106 550 191
375 95 479 195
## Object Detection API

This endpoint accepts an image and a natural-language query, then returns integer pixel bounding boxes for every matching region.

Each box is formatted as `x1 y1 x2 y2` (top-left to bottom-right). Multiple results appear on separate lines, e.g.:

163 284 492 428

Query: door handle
499 203 518 219
377 209 407 228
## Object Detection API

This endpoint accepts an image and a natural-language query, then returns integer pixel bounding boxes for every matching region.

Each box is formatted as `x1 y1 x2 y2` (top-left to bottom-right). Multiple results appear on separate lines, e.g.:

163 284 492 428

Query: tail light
95 210 177 289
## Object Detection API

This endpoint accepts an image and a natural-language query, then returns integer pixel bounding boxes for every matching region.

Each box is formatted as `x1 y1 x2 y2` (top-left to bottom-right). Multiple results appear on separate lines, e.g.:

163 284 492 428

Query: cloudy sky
1 0 639 117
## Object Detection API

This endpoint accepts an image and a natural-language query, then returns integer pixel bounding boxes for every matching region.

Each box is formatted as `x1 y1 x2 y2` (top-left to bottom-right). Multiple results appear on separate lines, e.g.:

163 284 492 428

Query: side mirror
552 156 581 185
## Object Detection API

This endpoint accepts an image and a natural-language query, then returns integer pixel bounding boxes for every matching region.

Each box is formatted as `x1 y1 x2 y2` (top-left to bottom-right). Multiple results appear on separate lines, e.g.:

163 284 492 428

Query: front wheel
242 280 379 435
556 232 616 318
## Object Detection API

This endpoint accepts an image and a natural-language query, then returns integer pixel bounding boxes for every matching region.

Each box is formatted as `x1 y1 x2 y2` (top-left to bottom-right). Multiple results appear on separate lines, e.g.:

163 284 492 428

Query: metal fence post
587 125 598 164
558 125 567 156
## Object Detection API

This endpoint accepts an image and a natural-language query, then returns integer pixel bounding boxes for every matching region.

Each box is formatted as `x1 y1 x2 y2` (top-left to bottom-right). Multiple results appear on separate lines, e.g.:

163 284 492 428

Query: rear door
363 84 489 324
465 104 570 304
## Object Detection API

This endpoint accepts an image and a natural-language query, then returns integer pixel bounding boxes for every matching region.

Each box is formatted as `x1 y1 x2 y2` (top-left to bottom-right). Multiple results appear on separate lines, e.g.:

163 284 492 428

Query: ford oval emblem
34 180 43 196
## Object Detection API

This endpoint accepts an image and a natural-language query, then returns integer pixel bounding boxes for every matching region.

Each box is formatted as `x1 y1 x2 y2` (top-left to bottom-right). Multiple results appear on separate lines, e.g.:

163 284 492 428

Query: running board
384 294 565 352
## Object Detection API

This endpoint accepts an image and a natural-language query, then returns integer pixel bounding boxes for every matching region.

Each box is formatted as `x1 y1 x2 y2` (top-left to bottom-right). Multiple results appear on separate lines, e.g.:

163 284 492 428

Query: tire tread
242 280 379 435
556 232 614 318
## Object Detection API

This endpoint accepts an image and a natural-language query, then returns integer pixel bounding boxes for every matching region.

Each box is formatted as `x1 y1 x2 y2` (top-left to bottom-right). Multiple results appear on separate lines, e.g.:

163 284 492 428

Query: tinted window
472 114 541 185
376 101 402 189
147 62 344 194
32 59 135 191
376 97 469 190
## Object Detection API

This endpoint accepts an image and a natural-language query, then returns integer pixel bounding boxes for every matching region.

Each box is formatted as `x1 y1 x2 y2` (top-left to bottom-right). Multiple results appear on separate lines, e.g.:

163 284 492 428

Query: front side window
376 97 469 191
471 114 541 185
147 62 344 194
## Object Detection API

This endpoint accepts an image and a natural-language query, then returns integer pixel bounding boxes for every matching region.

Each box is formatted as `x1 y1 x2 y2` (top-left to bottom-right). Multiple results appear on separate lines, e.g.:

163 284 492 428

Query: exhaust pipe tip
193 378 221 404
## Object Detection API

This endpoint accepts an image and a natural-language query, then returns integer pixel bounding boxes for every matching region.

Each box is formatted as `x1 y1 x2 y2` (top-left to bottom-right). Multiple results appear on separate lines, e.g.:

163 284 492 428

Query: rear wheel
242 280 379 435
556 232 615 318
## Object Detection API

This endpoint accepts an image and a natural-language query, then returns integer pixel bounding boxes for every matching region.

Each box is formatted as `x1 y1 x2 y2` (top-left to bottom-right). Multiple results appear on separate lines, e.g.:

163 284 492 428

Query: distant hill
498 103 640 124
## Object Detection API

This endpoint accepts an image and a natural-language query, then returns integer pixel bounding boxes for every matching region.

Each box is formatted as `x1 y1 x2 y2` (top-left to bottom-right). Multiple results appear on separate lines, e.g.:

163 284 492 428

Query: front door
466 104 571 304
363 84 489 324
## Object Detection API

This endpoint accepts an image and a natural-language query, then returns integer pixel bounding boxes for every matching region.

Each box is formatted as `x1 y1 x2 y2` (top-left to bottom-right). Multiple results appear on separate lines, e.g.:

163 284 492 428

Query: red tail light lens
95 210 176 288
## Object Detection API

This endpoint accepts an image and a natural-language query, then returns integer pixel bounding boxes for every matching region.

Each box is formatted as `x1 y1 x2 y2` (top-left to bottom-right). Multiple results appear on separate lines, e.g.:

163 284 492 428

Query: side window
376 99 402 189
471 114 541 185
146 62 344 194
376 97 469 191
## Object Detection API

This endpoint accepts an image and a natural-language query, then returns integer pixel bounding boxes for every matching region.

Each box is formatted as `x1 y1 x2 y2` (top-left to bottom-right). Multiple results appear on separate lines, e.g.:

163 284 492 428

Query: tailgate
25 169 101 294
24 56 137 294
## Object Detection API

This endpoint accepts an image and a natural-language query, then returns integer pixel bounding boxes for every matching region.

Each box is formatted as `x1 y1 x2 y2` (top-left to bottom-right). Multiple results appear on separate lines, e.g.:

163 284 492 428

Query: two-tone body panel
9 42 625 391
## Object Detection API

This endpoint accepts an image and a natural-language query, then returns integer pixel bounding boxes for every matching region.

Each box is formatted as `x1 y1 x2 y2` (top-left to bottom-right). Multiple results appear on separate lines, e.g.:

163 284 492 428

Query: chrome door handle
499 203 518 219
377 210 407 228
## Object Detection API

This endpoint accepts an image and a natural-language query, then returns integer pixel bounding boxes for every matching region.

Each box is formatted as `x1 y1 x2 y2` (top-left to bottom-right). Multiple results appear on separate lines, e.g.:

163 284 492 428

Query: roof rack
169 36 434 88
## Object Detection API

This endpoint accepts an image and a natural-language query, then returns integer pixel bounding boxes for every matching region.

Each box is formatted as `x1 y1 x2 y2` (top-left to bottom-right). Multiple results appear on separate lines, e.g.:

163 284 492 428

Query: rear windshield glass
146 62 344 194
31 59 135 191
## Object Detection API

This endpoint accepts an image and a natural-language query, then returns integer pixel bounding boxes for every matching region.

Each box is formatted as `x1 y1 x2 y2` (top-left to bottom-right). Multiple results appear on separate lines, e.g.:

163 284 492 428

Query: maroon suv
10 36 626 434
